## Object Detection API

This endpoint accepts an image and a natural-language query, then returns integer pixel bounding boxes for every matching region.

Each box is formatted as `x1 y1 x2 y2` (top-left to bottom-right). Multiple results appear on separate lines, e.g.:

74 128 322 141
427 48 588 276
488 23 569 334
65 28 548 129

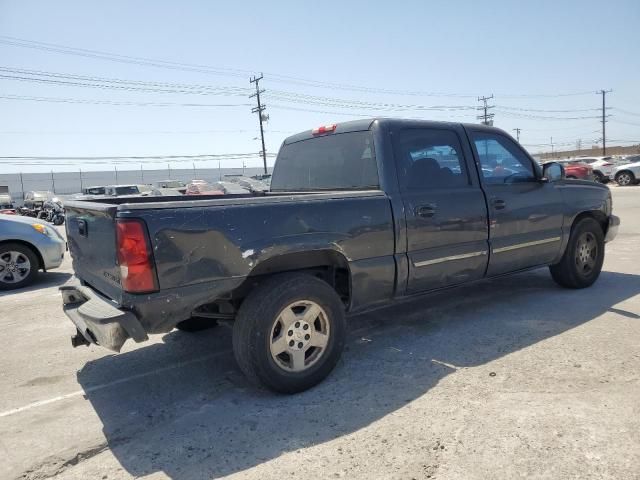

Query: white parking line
0 350 231 419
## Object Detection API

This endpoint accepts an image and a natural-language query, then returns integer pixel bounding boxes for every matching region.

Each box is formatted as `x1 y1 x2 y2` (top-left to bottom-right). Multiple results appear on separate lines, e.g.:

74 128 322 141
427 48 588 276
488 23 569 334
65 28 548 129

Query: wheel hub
269 300 330 372
287 320 312 350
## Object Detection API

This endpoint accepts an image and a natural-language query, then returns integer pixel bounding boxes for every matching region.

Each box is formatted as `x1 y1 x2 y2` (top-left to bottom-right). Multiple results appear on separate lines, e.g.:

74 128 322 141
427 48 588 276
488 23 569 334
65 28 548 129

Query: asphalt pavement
1 187 639 480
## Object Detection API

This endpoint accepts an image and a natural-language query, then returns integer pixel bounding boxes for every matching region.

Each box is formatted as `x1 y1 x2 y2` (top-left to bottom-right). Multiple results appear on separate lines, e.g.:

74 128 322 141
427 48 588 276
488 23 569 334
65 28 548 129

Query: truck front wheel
549 217 604 288
232 273 346 393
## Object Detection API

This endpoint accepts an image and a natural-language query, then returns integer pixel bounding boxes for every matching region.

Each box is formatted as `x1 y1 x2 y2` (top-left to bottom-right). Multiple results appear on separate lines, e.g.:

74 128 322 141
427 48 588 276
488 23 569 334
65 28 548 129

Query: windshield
271 131 378 191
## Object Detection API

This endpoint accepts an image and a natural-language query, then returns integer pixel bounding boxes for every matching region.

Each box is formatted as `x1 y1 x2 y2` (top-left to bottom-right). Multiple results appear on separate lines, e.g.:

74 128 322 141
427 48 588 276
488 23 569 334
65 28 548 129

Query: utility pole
115 165 118 183
19 172 24 200
79 168 83 192
192 162 196 178
597 89 612 155
476 94 495 126
513 128 521 142
576 139 582 152
167 163 171 179
550 137 555 159
51 171 56 193
218 160 221 180
140 164 144 182
250 74 268 175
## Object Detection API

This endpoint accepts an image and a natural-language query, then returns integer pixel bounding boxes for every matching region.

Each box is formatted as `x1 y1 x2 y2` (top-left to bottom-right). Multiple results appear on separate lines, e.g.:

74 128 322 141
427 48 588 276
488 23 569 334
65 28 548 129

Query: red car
562 161 594 181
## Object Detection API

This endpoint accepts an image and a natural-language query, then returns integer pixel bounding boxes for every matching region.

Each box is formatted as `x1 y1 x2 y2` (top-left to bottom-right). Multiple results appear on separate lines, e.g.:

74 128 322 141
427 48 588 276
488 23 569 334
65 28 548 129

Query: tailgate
64 201 123 302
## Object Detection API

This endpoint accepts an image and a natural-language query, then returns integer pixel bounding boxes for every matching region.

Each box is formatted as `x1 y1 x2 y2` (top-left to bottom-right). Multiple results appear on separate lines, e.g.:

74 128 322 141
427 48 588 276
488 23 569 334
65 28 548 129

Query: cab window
395 129 470 191
471 132 536 184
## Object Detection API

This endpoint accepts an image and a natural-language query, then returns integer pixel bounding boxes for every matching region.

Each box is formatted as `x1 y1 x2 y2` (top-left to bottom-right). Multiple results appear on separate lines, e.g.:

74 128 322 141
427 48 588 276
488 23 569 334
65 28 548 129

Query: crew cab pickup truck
61 118 619 393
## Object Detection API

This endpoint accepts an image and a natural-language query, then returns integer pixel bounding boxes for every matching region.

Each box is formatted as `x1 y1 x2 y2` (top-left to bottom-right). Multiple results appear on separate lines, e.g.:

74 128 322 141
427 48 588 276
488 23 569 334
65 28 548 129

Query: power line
0 93 250 108
614 108 640 117
0 35 599 99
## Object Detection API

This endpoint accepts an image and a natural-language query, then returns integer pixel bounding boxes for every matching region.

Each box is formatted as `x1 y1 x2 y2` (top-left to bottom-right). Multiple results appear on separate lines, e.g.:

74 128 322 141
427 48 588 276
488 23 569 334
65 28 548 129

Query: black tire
0 243 39 291
175 317 218 332
549 218 604 289
232 273 346 394
615 170 635 187
593 171 605 183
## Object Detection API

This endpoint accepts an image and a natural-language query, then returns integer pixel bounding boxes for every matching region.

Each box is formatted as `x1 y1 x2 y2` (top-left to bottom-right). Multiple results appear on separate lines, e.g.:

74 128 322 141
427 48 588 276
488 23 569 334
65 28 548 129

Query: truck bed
64 189 396 333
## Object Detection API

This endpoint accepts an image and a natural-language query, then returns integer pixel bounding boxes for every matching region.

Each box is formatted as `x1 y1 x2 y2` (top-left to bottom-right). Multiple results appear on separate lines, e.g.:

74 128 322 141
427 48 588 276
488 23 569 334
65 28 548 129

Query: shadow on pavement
0 271 72 298
76 269 640 479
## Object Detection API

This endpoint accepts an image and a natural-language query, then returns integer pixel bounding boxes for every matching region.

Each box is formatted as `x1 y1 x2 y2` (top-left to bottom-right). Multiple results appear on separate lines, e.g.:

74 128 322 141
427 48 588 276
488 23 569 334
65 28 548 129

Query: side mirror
542 162 564 182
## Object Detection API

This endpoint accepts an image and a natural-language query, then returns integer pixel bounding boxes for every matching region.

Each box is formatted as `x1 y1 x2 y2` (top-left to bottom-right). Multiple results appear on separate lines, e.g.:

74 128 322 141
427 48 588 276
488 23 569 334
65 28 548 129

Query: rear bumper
60 282 148 352
605 214 620 243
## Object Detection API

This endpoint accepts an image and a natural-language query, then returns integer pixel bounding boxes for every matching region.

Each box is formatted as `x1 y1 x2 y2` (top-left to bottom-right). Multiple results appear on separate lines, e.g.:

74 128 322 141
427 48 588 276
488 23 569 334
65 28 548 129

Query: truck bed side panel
125 194 396 309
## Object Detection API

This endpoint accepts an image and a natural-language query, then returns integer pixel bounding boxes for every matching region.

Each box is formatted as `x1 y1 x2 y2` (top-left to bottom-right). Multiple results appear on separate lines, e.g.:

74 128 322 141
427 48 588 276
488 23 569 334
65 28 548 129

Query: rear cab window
271 131 378 191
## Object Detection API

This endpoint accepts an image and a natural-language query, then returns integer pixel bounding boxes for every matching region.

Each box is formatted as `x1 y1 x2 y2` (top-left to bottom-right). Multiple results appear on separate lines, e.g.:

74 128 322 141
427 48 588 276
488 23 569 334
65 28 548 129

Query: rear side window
395 128 470 191
271 131 378 191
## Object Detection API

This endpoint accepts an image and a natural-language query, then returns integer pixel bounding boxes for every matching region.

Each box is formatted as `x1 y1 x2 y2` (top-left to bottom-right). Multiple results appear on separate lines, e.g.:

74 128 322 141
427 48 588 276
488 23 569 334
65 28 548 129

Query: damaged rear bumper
60 284 148 352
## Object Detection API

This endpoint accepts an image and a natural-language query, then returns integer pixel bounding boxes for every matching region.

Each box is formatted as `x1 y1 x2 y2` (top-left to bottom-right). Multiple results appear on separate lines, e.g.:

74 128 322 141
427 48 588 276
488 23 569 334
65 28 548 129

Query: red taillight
312 124 337 135
116 219 158 293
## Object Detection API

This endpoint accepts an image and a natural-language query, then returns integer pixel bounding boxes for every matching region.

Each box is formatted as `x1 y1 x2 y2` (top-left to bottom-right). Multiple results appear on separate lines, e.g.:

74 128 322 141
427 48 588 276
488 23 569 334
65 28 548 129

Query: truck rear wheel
549 217 604 289
232 273 346 393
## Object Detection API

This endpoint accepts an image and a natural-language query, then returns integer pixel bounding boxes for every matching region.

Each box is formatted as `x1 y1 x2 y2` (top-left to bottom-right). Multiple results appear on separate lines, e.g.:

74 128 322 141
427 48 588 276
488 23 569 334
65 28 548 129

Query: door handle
492 199 506 210
415 204 436 218
77 219 88 237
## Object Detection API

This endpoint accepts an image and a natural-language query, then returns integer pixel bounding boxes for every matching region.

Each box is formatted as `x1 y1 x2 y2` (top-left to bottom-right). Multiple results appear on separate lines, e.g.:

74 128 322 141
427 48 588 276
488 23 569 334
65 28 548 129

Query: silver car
0 214 66 290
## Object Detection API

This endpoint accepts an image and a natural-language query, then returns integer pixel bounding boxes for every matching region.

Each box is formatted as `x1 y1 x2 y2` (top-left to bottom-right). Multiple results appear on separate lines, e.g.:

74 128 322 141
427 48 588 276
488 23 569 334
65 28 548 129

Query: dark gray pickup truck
61 118 619 393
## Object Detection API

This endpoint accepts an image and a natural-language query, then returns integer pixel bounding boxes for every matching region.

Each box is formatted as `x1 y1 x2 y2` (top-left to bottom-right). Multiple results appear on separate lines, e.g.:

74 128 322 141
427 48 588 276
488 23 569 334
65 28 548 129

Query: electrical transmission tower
250 74 269 174
477 94 495 126
597 89 612 156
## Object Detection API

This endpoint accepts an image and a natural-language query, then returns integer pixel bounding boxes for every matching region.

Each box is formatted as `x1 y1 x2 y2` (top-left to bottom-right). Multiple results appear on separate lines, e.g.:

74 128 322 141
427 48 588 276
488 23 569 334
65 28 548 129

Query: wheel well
0 240 44 270
572 211 607 236
616 169 635 179
228 251 351 310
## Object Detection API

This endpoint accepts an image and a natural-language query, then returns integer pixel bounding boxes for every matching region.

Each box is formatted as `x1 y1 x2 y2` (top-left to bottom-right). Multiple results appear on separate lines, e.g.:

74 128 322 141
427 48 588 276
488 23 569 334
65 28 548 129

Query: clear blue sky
1 0 638 172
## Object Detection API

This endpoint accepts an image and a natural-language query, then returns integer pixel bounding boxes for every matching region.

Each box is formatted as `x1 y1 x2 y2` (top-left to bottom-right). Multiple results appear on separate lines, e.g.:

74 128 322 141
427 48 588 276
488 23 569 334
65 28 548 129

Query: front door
393 126 489 294
467 129 564 276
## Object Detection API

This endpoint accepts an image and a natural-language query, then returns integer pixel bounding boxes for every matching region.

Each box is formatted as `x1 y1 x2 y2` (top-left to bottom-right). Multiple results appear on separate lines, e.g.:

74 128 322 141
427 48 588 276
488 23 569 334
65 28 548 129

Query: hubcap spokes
575 232 597 274
0 251 31 283
270 300 330 372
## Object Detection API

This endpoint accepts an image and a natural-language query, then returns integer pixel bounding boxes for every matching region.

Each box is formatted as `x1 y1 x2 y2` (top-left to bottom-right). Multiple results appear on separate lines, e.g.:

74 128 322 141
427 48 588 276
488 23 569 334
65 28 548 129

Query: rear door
467 129 564 276
393 126 489 294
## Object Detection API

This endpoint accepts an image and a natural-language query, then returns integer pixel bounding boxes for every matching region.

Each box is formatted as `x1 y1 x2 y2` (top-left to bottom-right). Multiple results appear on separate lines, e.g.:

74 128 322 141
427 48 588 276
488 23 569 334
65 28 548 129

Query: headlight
31 223 56 237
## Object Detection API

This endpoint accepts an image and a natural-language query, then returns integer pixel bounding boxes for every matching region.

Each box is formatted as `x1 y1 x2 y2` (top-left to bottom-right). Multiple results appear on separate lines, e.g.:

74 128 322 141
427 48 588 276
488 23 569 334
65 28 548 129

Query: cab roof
282 117 506 145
